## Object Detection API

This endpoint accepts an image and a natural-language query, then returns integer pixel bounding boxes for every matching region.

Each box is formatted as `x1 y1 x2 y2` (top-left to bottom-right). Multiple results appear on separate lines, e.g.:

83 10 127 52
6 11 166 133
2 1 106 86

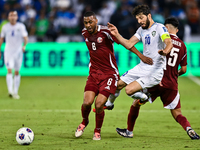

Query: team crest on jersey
152 31 156 37
97 37 103 43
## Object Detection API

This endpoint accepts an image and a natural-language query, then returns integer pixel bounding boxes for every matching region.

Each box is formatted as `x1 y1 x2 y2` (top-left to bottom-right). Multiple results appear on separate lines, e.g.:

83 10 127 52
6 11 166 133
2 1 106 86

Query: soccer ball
16 127 34 145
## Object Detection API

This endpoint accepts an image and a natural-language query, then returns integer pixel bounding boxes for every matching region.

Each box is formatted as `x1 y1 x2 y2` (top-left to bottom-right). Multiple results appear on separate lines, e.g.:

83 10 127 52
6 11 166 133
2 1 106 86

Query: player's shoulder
2 22 10 28
154 22 165 28
170 34 185 45
16 22 26 27
82 28 88 35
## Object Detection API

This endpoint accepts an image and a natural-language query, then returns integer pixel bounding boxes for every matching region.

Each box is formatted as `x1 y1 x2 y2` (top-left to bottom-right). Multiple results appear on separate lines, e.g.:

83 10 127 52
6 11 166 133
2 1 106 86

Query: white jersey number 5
168 47 179 67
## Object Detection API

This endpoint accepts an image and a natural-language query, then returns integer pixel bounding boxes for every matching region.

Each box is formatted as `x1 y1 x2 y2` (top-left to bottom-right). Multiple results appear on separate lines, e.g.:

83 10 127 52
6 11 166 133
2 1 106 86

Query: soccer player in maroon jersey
75 11 153 140
116 17 199 140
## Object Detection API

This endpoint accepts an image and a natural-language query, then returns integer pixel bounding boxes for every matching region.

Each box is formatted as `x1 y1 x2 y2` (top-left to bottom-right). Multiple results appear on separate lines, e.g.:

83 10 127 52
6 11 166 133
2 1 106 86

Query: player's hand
140 55 153 65
159 82 163 86
158 50 167 56
22 46 26 52
107 22 119 37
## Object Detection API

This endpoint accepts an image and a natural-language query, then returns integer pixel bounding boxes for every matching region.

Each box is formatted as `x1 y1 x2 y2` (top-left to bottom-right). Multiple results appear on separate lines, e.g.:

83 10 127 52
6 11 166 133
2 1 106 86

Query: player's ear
95 18 98 24
147 13 151 19
176 28 179 34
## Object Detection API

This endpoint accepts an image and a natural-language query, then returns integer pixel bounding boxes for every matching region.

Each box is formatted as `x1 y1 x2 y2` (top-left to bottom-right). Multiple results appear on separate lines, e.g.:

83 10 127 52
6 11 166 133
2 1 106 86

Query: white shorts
120 64 164 89
4 52 23 71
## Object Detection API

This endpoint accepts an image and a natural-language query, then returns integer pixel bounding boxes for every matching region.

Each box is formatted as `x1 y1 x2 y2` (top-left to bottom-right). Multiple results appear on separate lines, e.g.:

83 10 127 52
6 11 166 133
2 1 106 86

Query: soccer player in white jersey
104 4 173 135
0 11 28 99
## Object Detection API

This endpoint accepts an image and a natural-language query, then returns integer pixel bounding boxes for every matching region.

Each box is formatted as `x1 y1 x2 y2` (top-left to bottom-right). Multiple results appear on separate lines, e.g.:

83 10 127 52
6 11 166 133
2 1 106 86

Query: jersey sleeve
109 32 120 44
157 24 170 41
134 27 142 41
21 24 28 37
180 43 187 66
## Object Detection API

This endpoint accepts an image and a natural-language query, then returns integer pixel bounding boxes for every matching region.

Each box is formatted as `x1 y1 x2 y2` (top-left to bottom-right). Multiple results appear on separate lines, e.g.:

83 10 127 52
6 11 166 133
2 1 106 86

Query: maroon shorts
148 85 181 109
84 71 119 98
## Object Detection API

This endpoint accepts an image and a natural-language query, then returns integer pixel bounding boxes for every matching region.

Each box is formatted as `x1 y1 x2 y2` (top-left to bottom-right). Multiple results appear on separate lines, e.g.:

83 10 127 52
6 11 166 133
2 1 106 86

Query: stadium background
0 1 200 149
0 0 200 76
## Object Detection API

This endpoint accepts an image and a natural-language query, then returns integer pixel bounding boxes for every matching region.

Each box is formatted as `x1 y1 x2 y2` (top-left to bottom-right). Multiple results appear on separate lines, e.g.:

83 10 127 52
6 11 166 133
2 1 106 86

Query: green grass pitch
0 76 200 150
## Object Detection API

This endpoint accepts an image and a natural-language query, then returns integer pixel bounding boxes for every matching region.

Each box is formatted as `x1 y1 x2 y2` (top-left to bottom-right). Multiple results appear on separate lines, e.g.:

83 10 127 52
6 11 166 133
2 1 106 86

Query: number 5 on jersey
168 47 179 67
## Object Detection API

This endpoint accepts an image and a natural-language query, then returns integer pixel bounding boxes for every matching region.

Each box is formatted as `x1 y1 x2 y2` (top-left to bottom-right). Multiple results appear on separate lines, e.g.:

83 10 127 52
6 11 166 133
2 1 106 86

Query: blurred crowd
0 0 200 42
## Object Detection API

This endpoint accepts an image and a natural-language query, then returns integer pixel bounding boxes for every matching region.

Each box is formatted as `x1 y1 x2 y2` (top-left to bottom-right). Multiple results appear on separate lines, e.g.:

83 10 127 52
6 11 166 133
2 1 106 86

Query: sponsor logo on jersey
152 31 156 37
122 71 128 76
105 85 110 90
140 80 144 84
97 37 103 43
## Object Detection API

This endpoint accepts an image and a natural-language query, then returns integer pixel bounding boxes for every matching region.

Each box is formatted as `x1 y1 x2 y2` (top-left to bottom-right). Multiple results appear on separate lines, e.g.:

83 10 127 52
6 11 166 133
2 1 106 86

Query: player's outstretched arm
158 38 173 56
0 37 4 59
129 46 153 65
107 22 138 50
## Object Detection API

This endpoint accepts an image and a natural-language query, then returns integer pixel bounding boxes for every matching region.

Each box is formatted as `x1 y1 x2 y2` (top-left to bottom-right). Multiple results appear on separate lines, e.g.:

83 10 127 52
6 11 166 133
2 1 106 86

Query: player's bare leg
125 81 148 101
171 108 199 140
6 69 13 97
13 70 20 99
93 94 108 140
104 80 127 108
75 91 95 138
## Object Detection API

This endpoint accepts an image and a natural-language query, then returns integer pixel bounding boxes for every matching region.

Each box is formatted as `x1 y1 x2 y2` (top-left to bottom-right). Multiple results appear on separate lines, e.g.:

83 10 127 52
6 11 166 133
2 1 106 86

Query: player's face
8 12 18 24
83 16 98 34
136 13 150 29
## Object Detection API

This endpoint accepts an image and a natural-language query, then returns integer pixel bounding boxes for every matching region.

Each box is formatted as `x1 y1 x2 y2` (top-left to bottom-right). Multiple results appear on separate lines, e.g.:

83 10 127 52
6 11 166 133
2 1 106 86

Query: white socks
6 74 21 95
130 92 148 101
105 90 120 106
14 75 20 95
6 73 13 94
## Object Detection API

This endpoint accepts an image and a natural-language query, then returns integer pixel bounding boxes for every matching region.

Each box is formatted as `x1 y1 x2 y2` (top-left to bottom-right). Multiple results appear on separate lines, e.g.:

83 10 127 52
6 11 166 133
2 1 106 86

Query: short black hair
84 11 96 17
164 17 179 28
132 5 151 16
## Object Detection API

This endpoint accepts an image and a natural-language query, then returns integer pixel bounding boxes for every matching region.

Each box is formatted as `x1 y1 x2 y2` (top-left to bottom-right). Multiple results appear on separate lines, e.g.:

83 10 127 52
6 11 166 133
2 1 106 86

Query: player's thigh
84 74 99 96
99 75 118 97
14 53 23 71
83 91 96 106
125 81 143 96
120 65 142 85
95 93 108 109
4 53 14 69
160 88 180 109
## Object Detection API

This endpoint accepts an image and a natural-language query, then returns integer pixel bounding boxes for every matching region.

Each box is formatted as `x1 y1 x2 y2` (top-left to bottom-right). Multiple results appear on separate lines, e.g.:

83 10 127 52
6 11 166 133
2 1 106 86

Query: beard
141 17 150 29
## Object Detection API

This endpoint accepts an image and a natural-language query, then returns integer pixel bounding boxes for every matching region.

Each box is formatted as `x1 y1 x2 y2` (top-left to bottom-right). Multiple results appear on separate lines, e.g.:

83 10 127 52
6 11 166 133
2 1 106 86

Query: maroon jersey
162 34 187 90
82 25 120 76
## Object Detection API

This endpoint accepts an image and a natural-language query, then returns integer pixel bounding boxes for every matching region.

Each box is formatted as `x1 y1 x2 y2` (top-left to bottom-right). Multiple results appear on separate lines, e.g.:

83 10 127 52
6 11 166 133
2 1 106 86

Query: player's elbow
182 66 187 74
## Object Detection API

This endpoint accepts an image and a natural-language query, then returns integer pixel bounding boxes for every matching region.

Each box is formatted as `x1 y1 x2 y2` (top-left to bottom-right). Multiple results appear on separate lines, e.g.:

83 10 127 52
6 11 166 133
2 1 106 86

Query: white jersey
1 22 28 56
134 22 170 70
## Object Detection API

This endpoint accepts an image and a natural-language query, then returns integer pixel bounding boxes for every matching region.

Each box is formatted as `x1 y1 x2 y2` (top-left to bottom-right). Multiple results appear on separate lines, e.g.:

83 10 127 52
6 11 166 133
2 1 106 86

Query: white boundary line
188 76 200 86
0 109 200 113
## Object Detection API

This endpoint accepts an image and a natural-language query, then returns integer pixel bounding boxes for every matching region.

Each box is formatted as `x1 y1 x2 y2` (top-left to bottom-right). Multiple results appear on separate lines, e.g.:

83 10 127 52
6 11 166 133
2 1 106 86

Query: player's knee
132 99 141 107
125 86 133 96
117 80 126 90
83 100 93 107
7 69 12 74
15 71 19 75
